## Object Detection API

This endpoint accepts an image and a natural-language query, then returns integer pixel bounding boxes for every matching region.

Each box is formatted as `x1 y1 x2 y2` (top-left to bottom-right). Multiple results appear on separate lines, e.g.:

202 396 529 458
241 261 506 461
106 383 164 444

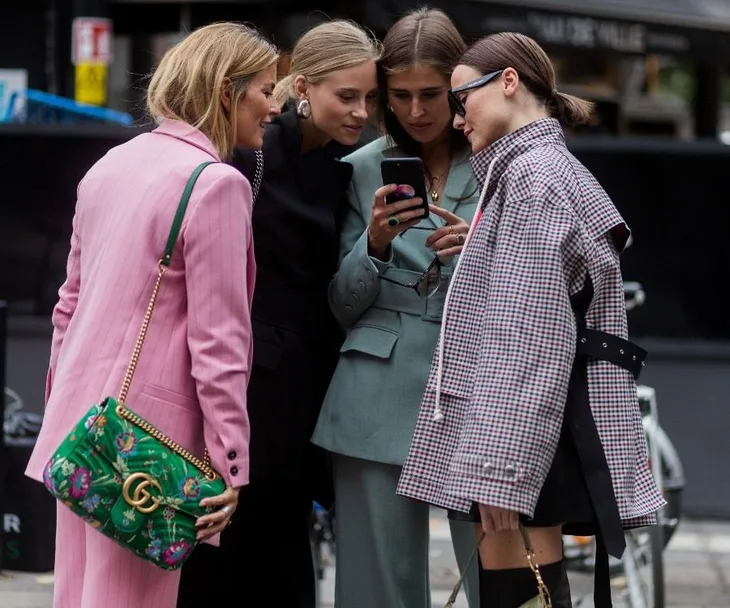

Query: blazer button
482 461 494 474
227 450 237 460
504 464 517 479
230 466 239 476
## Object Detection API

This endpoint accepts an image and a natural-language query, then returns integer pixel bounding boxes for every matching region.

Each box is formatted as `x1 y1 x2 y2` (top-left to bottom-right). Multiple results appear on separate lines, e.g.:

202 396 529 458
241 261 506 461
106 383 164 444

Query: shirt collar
153 118 221 160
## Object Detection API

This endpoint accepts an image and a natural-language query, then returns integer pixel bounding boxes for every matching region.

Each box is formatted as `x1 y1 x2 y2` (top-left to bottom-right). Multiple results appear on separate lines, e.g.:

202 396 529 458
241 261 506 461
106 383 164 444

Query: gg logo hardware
122 472 163 514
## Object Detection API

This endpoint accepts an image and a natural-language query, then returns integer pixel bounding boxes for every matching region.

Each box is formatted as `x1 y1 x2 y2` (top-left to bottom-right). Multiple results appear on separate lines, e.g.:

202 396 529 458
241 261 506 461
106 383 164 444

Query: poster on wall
0 69 27 123
72 17 113 106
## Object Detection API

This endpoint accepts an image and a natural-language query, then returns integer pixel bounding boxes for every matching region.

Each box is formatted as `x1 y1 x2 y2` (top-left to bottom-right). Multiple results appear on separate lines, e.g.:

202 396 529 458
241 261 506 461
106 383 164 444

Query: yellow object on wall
75 63 108 106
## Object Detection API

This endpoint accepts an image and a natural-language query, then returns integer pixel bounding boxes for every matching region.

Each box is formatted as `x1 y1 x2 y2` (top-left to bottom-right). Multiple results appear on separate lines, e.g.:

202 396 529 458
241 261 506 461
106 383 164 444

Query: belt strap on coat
576 327 648 381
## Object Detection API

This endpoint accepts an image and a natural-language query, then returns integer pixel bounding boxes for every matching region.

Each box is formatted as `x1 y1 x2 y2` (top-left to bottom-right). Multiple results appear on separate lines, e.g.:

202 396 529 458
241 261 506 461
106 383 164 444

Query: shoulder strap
161 161 216 266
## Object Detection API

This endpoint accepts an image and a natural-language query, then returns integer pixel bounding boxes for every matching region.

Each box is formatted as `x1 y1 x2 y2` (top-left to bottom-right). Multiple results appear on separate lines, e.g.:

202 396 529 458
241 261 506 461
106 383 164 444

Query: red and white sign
72 17 113 65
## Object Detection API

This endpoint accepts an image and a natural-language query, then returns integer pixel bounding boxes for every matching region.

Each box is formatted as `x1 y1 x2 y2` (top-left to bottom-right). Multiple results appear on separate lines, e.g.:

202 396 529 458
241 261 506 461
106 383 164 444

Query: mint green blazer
312 136 480 465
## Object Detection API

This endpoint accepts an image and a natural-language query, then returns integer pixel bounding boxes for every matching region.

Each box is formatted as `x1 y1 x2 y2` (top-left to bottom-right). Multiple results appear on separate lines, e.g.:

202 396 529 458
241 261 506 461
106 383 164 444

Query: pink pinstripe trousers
53 504 181 607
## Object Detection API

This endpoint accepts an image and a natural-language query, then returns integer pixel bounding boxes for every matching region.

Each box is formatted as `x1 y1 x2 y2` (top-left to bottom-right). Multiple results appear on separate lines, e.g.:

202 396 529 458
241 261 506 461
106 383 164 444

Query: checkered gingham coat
397 118 665 527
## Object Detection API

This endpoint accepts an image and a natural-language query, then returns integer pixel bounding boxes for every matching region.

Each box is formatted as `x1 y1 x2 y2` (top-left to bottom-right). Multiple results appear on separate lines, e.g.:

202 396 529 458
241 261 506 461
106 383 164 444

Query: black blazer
231 110 355 505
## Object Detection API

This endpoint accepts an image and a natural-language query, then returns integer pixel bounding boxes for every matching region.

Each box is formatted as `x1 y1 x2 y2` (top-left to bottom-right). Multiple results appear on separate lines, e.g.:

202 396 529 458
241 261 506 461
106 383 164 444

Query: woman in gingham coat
397 33 665 607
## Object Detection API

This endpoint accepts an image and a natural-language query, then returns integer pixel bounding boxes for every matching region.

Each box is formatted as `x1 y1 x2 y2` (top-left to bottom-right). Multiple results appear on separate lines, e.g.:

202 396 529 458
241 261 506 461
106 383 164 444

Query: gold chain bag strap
445 523 552 608
42 160 226 570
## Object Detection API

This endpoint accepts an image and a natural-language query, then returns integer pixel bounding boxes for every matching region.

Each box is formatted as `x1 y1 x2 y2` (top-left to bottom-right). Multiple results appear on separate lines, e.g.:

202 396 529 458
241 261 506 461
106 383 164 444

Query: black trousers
176 480 316 607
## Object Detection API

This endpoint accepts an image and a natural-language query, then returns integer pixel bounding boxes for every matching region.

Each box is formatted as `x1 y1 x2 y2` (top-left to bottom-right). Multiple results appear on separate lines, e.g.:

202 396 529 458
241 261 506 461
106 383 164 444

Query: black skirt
447 411 597 532
447 330 624 542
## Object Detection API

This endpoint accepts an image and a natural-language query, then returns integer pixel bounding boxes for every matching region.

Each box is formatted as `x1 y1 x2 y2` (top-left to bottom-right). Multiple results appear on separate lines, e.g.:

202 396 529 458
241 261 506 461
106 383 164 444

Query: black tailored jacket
231 109 356 507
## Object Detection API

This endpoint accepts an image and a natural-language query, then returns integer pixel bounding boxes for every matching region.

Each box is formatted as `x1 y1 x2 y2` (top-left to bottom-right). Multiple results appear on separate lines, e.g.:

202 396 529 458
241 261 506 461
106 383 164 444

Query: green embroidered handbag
42 161 226 571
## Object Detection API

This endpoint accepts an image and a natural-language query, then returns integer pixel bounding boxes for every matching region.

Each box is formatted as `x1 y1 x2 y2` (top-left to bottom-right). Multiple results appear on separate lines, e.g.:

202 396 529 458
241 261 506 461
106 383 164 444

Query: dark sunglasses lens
417 263 442 298
447 91 465 117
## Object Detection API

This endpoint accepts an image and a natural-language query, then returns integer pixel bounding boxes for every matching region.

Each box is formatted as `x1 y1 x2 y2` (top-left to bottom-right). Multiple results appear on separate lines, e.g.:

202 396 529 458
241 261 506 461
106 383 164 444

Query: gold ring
388 216 400 228
457 234 465 245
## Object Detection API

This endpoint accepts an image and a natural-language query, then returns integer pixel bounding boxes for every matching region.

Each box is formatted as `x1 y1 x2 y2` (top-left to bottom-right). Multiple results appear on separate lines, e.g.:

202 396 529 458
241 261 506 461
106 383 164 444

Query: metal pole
0 300 8 573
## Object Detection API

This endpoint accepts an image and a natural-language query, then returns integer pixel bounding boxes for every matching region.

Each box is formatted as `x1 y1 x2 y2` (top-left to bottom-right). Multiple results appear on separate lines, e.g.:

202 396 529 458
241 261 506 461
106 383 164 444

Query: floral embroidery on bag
80 494 102 513
162 507 175 520
43 461 54 491
146 538 162 559
179 477 200 499
115 432 138 457
122 508 137 526
163 540 191 566
69 468 92 499
83 516 102 528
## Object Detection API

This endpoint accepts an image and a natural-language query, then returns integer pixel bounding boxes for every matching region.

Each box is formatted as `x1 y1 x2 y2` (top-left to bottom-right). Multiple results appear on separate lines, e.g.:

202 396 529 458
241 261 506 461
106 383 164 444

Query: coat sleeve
448 196 584 516
46 199 83 404
183 169 253 488
328 180 393 329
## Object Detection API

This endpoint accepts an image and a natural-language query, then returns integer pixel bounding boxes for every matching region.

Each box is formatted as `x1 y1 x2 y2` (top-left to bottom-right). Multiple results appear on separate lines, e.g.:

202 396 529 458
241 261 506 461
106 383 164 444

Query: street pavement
2 511 729 607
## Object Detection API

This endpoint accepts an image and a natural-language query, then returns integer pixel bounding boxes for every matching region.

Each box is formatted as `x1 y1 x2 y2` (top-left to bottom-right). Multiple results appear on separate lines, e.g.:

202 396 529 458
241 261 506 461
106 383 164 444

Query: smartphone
380 157 429 220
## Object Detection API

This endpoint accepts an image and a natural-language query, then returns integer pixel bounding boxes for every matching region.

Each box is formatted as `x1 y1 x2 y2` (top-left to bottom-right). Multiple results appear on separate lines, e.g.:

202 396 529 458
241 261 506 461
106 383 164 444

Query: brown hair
460 32 593 127
147 22 278 159
378 8 468 157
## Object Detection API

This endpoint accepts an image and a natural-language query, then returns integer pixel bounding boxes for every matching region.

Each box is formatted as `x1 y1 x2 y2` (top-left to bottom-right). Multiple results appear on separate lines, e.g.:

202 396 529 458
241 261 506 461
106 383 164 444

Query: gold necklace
426 168 449 203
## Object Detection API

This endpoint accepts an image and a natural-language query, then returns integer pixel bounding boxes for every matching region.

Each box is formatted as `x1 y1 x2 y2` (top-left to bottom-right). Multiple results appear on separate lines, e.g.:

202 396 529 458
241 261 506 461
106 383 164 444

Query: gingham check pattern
397 119 665 527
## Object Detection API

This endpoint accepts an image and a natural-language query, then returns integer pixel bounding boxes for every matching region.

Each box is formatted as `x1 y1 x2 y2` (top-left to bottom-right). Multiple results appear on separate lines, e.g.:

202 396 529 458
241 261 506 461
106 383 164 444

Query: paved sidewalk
2 517 729 607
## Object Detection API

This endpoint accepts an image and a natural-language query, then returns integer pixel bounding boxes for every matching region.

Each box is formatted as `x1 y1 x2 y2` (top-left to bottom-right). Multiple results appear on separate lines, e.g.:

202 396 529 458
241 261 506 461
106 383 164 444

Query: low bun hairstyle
459 32 594 127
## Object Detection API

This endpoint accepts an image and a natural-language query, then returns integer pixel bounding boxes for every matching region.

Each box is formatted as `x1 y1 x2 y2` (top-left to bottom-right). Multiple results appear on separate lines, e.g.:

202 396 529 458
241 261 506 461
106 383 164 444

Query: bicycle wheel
653 425 685 548
622 524 665 608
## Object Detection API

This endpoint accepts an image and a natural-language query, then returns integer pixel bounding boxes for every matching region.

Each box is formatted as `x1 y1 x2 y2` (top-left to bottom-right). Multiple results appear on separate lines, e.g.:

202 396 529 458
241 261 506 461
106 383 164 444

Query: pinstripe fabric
25 119 256 605
55 504 182 608
397 118 665 528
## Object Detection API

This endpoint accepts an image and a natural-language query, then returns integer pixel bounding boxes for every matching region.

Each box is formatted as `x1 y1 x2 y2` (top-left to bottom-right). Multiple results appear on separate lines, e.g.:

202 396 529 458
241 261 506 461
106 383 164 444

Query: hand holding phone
367 184 426 260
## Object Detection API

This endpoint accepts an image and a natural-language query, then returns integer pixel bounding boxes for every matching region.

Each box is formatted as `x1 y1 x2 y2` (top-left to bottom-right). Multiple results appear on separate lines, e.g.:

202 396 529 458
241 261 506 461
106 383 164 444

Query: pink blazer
25 119 255 496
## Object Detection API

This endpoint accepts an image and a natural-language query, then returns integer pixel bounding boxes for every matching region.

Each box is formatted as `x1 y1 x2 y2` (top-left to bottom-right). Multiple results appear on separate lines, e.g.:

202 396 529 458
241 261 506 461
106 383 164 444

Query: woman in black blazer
177 19 380 608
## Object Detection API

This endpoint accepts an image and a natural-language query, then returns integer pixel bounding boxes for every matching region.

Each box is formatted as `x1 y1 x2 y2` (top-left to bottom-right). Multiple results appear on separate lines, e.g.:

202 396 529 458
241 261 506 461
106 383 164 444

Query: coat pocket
339 324 399 360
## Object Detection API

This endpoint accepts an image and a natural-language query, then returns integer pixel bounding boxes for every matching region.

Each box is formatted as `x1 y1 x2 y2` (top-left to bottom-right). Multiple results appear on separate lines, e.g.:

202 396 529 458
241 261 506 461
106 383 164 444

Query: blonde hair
273 20 382 108
147 22 278 159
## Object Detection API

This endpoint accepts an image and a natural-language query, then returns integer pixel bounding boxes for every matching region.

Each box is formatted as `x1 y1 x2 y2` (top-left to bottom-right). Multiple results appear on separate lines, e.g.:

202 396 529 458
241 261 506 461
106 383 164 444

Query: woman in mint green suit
312 9 481 607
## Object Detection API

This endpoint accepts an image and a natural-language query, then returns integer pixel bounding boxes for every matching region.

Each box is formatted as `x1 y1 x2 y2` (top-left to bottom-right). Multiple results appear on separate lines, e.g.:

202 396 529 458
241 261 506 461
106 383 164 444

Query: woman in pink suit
24 22 279 608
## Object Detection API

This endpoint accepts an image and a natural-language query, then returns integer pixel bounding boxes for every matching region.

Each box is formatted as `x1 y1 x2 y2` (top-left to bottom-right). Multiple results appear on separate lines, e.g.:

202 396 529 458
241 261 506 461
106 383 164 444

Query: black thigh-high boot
479 560 572 608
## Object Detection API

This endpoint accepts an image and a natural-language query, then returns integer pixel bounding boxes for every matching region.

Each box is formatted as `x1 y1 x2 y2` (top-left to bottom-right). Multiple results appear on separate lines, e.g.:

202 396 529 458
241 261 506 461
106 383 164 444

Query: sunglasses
379 225 449 298
380 256 443 299
447 70 505 118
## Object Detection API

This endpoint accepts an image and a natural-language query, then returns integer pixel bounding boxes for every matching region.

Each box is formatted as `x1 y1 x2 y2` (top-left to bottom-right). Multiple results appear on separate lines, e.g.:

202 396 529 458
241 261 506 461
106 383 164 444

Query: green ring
388 216 400 227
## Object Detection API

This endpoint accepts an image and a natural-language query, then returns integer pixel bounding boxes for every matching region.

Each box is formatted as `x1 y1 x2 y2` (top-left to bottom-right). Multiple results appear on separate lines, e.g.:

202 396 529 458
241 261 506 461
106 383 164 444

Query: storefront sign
525 12 647 53
445 2 713 58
